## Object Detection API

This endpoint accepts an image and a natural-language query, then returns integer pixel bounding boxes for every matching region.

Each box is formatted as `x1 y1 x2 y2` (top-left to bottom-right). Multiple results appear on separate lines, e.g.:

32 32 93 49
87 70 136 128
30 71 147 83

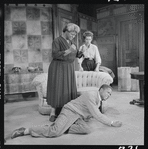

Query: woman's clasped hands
69 44 77 52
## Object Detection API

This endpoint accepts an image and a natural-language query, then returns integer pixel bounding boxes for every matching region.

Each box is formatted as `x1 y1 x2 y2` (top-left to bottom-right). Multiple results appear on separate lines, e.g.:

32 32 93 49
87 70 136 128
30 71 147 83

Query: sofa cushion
77 87 99 94
75 71 113 89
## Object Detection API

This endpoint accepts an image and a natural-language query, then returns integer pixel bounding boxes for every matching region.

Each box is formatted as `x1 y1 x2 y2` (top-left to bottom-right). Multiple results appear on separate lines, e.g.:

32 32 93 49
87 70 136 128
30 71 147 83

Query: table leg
139 80 144 102
130 80 144 105
4 97 8 104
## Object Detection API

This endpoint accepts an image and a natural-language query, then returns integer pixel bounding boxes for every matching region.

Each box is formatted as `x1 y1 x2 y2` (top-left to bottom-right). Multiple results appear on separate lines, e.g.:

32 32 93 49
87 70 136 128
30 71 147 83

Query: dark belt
84 58 94 61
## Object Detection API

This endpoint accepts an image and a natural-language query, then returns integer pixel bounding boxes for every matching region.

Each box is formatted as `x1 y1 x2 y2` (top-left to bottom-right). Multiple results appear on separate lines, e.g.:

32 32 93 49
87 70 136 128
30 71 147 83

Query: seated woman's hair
83 31 93 39
99 84 112 91
63 23 80 33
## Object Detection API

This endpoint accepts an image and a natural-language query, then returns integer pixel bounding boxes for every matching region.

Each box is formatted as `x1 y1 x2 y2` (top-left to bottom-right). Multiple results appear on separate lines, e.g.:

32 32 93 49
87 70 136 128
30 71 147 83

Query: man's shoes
49 115 57 122
11 127 26 139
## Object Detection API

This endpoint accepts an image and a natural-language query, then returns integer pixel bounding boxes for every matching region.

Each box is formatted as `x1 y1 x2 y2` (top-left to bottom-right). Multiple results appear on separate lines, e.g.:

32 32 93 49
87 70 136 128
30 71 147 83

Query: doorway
117 14 141 67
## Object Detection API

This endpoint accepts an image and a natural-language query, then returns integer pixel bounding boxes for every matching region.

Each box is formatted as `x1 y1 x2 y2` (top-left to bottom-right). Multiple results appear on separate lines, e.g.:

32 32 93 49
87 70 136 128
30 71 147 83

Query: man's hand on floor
111 120 122 127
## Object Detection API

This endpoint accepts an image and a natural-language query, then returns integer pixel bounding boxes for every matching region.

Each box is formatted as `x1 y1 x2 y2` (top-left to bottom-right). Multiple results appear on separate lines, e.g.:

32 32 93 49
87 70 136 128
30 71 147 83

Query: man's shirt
65 90 112 126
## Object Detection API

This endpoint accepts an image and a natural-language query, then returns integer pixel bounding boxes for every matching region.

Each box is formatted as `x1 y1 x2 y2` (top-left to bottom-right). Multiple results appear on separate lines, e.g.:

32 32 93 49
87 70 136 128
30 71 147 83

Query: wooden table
130 71 144 105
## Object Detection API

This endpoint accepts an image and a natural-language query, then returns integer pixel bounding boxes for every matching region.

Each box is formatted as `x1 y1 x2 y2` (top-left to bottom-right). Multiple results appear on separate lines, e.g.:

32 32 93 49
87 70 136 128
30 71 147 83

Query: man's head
99 84 112 101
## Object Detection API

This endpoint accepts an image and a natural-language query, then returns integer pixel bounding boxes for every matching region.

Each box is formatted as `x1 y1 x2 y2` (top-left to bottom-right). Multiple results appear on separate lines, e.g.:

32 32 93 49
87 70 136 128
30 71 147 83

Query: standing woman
47 23 82 122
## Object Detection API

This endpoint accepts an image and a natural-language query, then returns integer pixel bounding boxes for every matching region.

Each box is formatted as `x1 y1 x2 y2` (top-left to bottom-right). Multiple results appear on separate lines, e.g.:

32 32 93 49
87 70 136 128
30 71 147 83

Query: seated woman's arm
78 57 84 71
77 45 84 71
76 44 83 58
94 45 102 72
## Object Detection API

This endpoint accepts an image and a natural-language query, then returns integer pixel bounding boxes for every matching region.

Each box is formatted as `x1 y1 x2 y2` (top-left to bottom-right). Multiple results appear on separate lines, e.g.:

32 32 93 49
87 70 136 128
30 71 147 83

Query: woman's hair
63 23 80 33
83 31 93 39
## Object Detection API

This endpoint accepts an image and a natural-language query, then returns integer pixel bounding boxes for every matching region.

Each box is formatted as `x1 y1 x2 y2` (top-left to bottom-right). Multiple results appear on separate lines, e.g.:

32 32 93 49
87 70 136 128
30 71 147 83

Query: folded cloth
99 66 115 79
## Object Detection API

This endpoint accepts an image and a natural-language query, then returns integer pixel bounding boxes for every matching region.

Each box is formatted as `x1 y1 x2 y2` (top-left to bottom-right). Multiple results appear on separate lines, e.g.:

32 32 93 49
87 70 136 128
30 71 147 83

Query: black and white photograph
2 2 145 147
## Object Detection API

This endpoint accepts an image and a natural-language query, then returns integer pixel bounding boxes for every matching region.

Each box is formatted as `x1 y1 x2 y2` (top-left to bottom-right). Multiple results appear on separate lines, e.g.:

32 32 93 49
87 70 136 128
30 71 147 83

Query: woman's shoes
49 107 62 122
11 127 26 139
49 115 57 122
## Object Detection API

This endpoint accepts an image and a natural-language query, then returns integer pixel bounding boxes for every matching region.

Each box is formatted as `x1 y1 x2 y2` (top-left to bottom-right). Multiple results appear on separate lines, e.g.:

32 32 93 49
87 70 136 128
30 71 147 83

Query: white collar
97 90 102 102
83 43 91 48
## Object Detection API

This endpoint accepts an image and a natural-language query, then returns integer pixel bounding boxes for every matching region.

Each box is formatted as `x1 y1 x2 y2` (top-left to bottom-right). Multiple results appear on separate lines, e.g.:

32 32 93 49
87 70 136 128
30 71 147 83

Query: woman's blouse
78 43 101 65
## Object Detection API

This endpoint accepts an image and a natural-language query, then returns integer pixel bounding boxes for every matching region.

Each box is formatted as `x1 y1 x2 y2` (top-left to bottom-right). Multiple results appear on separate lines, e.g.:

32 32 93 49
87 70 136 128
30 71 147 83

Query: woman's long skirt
46 60 77 109
82 59 96 71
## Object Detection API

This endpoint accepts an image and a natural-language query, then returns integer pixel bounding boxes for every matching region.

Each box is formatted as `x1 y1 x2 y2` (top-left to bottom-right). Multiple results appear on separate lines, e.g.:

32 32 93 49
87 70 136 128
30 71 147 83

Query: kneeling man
11 84 122 139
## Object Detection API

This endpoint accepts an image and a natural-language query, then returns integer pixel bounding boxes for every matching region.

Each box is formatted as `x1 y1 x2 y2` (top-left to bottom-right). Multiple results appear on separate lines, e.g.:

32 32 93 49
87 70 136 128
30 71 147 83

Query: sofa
32 71 113 115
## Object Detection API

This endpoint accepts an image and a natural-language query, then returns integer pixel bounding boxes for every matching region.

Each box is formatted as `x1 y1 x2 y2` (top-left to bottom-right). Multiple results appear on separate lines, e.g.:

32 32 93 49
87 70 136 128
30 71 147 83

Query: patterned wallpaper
4 6 53 74
97 17 115 37
96 4 144 20
57 4 71 12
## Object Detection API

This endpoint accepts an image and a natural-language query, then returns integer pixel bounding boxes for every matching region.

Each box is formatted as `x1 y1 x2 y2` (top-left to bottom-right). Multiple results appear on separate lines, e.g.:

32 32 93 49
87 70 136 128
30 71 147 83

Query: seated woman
78 31 115 79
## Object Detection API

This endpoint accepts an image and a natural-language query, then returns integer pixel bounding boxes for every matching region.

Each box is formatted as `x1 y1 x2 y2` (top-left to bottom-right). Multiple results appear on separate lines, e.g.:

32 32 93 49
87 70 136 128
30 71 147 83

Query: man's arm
77 45 84 71
85 93 122 127
94 45 101 72
85 93 112 126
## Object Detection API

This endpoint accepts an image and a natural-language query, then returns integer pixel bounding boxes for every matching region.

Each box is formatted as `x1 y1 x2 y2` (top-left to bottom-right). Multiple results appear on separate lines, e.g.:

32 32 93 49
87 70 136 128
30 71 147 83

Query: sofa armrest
36 84 52 115
97 72 113 86
36 84 44 106
32 73 48 87
32 73 48 98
